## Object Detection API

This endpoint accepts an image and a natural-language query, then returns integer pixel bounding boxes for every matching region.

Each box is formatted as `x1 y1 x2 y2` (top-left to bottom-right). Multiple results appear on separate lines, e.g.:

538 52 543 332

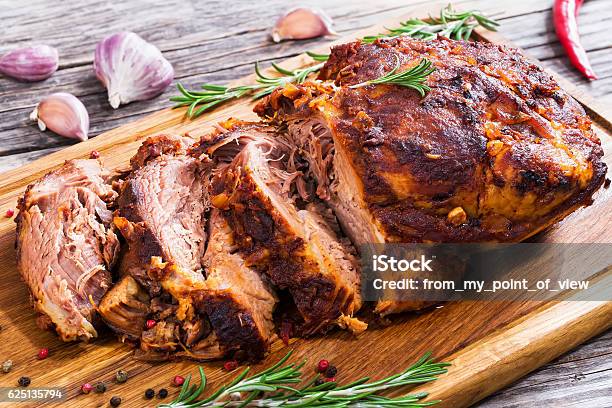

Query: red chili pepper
553 0 597 80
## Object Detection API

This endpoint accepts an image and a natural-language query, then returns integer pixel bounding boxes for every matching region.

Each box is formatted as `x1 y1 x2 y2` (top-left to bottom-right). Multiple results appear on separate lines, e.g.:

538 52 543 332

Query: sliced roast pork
199 209 277 360
15 159 120 341
207 122 362 335
112 133 279 360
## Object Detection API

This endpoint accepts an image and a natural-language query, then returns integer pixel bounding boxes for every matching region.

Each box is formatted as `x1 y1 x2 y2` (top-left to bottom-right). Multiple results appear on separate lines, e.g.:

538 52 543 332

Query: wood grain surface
1 1 611 407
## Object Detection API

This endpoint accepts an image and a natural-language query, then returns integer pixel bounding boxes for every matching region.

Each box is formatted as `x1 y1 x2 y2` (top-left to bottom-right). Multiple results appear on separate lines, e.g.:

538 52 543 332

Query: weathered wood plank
478 329 612 407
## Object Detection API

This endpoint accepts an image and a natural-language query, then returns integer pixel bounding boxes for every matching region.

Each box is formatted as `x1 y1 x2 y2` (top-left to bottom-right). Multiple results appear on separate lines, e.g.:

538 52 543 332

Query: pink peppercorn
81 383 94 394
145 319 156 330
37 348 49 360
317 359 329 373
224 360 238 371
173 375 185 386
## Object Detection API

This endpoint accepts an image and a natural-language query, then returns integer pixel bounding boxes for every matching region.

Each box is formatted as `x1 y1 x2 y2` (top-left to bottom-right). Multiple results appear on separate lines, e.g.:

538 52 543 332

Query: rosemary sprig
159 351 450 408
170 62 324 118
350 57 435 96
362 4 499 43
172 4 498 118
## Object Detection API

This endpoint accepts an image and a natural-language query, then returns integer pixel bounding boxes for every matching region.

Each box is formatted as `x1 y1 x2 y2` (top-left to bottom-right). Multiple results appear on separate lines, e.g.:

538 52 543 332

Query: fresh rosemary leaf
305 51 331 62
350 57 435 96
158 351 449 408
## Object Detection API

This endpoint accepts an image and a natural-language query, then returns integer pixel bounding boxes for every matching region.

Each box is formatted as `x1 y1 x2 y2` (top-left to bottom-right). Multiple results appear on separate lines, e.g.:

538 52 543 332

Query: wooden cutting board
0 5 610 408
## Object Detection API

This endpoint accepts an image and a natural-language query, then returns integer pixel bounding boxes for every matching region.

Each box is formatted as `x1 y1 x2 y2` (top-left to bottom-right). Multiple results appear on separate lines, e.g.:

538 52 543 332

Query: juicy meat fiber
207 122 362 335
16 159 120 341
256 36 606 245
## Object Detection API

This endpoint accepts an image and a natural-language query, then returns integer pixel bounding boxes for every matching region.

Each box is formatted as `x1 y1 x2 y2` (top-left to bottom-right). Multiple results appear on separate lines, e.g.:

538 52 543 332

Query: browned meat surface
114 134 217 358
255 36 606 316
207 122 361 335
199 209 278 360
256 37 606 245
98 276 150 339
15 159 120 341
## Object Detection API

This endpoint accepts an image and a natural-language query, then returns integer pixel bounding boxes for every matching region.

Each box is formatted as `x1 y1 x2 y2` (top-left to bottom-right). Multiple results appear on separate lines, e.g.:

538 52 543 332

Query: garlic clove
271 7 337 43
30 93 89 141
94 32 174 109
0 45 59 82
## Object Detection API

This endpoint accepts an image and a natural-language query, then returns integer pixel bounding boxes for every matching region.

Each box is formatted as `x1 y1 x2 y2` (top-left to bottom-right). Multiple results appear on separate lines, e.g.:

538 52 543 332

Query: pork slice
211 135 362 335
114 135 218 358
115 135 208 296
98 275 150 339
15 159 120 341
199 209 277 360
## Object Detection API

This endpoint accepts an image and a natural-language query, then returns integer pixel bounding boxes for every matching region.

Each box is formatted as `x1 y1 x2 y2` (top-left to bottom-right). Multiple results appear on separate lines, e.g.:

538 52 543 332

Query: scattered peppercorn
115 370 129 383
223 360 238 371
95 382 107 393
144 388 155 399
37 348 49 360
18 376 31 387
314 378 324 386
325 365 337 378
5 209 14 218
2 360 13 373
110 396 122 407
89 150 100 159
145 319 156 330
158 388 168 398
81 383 93 394
173 375 185 386
325 377 336 383
316 359 329 373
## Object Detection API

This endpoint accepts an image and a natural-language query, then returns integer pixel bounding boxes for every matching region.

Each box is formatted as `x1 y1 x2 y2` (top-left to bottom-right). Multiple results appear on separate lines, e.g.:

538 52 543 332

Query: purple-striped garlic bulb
0 45 59 82
94 32 174 109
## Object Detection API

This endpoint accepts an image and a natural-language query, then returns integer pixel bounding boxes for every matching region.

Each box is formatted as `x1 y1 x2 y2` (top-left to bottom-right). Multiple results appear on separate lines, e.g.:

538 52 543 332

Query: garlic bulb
0 45 58 82
94 32 174 109
30 93 89 141
271 7 337 43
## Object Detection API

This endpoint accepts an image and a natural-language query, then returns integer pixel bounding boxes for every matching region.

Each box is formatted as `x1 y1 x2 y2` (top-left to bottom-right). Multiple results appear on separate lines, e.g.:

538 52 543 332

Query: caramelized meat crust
256 37 606 243
199 209 278 360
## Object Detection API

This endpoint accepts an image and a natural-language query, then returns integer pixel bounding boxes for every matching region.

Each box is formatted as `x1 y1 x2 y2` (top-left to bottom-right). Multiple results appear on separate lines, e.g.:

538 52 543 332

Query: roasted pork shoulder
255 36 607 315
15 159 120 341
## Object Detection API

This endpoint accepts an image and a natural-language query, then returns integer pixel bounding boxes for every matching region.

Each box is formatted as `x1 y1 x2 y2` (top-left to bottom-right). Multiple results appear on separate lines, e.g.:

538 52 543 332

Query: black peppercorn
158 388 168 398
110 396 122 407
325 365 337 378
95 382 107 393
314 377 324 386
18 376 31 387
144 388 155 399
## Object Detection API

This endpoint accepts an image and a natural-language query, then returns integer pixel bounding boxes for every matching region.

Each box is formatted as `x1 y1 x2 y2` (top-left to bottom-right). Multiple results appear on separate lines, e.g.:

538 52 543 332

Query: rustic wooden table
1 0 610 406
